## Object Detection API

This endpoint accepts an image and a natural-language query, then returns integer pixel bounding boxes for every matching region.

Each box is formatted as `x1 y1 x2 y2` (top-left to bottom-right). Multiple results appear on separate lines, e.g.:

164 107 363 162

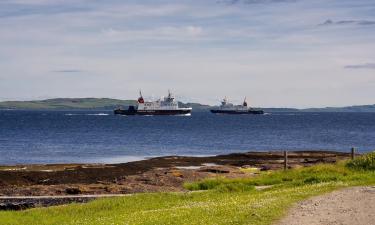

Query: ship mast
167 89 174 101
138 90 144 103
221 96 228 106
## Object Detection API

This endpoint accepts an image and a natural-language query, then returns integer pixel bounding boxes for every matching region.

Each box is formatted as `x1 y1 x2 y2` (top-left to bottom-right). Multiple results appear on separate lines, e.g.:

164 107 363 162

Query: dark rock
0 202 35 211
0 197 95 210
260 165 272 171
199 167 230 174
65 187 82 195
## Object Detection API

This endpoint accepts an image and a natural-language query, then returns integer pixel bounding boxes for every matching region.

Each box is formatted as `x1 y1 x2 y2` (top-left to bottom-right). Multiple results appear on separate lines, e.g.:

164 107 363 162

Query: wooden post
351 147 355 160
284 151 288 170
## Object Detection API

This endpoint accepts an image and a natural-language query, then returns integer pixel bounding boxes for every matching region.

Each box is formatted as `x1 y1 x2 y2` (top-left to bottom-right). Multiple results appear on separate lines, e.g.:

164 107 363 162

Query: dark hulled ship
114 91 192 116
210 97 264 115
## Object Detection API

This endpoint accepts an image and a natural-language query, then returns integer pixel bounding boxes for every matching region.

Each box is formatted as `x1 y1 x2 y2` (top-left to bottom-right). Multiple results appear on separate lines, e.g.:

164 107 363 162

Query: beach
0 150 352 209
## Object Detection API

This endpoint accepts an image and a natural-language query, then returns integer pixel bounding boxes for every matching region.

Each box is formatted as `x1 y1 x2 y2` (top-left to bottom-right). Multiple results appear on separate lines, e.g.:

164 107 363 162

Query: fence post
284 151 288 170
351 147 355 160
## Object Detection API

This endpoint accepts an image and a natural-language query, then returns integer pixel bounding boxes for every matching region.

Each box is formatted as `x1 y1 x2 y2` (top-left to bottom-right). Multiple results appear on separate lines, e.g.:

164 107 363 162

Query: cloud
219 0 296 5
53 70 84 73
1 0 375 107
101 25 204 42
0 1 188 20
0 2 90 18
319 19 375 26
344 63 375 69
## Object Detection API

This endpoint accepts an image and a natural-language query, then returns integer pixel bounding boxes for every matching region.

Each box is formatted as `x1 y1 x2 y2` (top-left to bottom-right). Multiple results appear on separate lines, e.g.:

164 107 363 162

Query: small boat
114 91 192 116
210 97 264 114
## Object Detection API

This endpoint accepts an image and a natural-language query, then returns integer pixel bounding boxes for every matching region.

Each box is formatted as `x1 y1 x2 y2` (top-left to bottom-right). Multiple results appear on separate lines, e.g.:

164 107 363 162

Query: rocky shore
0 151 354 210
0 196 95 210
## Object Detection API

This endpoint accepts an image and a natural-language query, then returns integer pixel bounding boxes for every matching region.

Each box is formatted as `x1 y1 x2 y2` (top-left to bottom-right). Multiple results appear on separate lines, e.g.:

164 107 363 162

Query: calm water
0 110 374 165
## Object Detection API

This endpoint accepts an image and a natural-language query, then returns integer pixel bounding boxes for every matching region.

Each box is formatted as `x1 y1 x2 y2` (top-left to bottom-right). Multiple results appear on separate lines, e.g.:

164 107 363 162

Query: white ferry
210 97 264 114
114 91 192 116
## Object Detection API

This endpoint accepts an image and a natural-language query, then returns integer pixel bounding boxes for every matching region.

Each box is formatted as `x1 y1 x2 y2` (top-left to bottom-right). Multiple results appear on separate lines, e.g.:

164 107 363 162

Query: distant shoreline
2 109 375 113
0 98 375 112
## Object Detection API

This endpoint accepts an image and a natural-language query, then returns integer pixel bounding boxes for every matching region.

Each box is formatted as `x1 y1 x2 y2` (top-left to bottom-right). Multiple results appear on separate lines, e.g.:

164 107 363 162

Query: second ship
114 91 192 116
210 97 264 114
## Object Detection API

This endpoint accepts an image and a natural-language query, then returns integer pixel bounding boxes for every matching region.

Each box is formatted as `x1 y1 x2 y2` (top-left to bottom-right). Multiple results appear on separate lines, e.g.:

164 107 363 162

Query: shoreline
0 149 353 169
0 150 355 210
0 149 360 166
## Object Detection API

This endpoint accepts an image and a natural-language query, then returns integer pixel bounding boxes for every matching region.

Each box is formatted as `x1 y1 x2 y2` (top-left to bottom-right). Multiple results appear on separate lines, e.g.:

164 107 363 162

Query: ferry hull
114 108 192 116
210 109 264 115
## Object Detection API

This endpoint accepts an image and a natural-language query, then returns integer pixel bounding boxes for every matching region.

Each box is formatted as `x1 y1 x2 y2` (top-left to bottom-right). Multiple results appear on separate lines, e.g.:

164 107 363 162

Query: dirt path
277 186 375 225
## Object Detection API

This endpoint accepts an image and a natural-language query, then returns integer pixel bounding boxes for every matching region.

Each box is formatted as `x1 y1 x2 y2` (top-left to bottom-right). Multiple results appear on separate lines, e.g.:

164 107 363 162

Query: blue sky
0 0 374 107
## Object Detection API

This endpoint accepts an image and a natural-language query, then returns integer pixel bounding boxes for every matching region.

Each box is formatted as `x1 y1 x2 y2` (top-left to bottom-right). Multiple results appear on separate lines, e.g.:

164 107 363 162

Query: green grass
185 160 375 191
346 151 375 171
0 183 345 225
1 157 375 225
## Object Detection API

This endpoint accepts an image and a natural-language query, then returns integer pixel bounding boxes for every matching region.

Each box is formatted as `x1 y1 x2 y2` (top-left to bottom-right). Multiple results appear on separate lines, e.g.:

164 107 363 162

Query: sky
0 0 374 108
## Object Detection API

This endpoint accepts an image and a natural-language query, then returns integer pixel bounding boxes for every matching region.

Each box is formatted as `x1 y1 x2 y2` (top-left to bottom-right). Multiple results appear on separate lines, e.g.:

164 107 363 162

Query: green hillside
0 98 137 110
179 102 211 112
302 104 375 112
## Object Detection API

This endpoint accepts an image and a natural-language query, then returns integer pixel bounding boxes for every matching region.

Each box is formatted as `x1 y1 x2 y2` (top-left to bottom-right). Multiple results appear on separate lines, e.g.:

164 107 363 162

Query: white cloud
0 0 375 107
101 25 203 42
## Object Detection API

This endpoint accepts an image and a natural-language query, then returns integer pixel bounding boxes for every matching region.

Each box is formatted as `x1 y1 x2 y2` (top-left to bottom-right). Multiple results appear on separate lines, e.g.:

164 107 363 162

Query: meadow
1 152 374 225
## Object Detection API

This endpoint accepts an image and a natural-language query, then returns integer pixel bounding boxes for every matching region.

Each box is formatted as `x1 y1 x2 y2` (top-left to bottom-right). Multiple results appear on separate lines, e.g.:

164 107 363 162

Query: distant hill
178 102 211 112
302 104 375 112
0 98 374 112
260 108 300 112
263 105 375 113
0 98 137 110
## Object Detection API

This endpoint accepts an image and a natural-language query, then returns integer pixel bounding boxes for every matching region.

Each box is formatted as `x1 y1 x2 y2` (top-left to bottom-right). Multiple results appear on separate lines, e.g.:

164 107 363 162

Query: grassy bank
1 154 374 225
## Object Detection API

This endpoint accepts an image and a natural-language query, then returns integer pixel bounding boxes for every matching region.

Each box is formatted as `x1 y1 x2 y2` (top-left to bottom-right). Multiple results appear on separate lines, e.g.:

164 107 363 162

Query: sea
0 110 374 165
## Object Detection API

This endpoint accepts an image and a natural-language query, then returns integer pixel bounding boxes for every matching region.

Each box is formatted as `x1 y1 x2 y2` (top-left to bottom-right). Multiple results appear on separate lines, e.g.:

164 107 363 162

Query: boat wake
65 113 109 116
87 113 109 116
178 113 191 116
